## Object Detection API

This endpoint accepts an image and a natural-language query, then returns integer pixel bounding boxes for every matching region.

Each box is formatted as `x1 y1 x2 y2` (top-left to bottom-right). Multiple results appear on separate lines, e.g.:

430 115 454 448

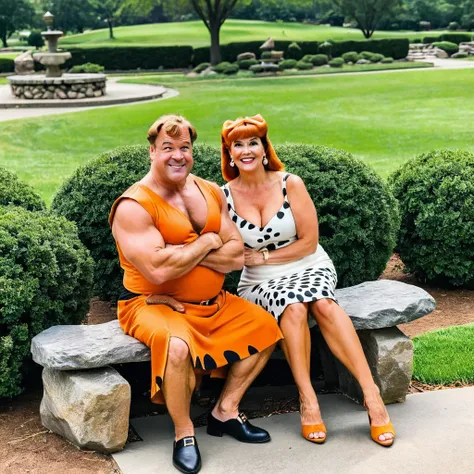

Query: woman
220 114 395 447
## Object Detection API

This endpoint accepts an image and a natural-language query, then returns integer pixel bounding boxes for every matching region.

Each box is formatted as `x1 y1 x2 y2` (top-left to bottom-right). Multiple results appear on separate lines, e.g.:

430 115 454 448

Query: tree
92 0 126 39
0 0 35 47
28 30 45 49
332 0 401 38
39 0 98 34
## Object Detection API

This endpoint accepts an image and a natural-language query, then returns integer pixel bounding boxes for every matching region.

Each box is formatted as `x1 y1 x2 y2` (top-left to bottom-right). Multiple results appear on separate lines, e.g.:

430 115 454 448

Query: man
109 114 283 474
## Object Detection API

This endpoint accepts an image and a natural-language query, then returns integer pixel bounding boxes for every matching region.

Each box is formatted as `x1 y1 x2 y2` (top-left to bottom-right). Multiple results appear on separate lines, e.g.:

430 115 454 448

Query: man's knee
281 303 308 327
167 337 190 366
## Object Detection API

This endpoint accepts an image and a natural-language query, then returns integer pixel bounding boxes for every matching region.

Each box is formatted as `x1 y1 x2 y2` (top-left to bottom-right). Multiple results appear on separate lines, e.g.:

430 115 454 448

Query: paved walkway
113 386 474 474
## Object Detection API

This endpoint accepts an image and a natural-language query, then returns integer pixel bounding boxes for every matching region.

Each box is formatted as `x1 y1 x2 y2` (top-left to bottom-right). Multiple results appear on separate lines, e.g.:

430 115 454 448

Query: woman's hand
244 248 265 266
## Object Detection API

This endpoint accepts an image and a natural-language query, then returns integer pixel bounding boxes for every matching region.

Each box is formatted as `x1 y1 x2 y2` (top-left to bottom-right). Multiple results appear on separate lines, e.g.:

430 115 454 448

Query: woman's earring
230 157 235 167
263 156 268 166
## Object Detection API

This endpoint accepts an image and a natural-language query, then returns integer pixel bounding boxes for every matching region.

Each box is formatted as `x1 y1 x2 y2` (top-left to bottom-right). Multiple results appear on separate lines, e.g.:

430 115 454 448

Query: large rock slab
31 320 150 370
309 280 435 330
40 367 131 453
336 327 413 404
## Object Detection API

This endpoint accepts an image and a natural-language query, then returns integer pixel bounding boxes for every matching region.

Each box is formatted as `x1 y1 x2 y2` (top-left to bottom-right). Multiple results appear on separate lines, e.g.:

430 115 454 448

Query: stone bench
31 280 435 453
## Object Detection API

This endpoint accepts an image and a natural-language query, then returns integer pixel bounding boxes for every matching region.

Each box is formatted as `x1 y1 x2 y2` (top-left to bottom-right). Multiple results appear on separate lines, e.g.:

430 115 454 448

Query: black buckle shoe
207 412 271 443
172 436 201 474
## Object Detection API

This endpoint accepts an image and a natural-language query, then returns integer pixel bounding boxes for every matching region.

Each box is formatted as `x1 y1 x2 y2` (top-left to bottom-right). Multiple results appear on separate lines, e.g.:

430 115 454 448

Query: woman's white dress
222 173 338 322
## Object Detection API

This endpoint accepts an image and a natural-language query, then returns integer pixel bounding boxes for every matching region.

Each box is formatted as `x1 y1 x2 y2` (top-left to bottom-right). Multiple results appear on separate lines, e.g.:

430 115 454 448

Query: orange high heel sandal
364 403 395 447
302 423 327 444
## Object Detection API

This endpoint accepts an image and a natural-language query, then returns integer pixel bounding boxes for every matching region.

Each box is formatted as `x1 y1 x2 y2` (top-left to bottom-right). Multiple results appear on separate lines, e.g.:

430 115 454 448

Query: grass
59 19 446 48
413 324 474 384
0 78 8 85
1 68 474 204
0 53 20 59
120 62 432 85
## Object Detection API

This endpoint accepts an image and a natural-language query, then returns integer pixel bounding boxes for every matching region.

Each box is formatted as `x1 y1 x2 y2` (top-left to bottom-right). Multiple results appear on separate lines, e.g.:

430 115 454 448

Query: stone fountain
7 12 106 100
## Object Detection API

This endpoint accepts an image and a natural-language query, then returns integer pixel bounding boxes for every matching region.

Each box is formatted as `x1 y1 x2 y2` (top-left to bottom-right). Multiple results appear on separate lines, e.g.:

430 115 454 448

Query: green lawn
60 19 445 48
413 324 474 384
0 78 8 85
1 68 473 204
120 62 432 85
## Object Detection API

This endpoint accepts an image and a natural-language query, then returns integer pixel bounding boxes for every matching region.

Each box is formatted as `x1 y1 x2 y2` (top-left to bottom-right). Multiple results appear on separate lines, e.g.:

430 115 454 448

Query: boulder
237 52 256 61
356 59 370 65
335 327 413 404
14 52 35 75
433 48 449 58
201 67 217 77
40 367 130 453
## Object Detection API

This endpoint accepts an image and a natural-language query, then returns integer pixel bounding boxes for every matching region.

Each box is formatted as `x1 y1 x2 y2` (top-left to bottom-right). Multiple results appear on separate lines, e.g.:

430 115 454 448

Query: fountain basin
8 74 107 100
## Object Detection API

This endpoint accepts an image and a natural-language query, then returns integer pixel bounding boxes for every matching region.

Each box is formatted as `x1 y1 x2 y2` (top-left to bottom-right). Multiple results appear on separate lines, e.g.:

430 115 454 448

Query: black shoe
207 412 271 443
172 436 201 474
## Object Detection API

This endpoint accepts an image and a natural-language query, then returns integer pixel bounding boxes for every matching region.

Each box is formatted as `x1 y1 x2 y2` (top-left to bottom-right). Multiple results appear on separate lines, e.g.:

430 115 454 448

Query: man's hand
201 232 223 251
146 294 186 313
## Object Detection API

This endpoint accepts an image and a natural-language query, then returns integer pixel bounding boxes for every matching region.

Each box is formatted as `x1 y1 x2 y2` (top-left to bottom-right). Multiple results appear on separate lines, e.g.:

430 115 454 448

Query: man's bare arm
199 184 244 274
112 199 222 285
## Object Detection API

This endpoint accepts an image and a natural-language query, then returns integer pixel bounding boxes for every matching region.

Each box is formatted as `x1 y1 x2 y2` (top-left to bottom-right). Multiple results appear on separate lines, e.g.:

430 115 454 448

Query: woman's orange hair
221 114 284 182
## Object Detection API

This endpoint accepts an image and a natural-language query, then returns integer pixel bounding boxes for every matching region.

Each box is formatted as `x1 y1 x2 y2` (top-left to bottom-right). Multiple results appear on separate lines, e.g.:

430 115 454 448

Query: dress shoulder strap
221 182 235 210
282 173 291 202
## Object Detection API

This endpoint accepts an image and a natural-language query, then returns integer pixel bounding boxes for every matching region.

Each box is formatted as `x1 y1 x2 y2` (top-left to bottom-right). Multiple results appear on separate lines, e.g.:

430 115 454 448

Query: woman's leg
309 299 394 443
279 303 325 440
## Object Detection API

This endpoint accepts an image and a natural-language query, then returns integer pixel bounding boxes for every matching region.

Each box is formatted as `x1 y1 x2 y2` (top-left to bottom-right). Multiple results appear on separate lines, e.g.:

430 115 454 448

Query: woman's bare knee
167 337 190 365
280 303 308 328
311 299 337 322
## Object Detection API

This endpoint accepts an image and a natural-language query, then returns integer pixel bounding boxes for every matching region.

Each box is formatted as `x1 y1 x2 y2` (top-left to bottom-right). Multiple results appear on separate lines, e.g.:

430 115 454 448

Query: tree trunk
107 20 115 40
210 23 221 65
1 34 8 48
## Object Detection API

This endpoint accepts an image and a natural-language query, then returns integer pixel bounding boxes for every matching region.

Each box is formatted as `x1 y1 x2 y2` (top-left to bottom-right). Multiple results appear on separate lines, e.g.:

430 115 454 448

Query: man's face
150 127 193 183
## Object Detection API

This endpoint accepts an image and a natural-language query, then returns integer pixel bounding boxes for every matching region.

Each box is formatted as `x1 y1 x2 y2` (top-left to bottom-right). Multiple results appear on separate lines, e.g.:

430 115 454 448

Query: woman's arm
244 174 319 266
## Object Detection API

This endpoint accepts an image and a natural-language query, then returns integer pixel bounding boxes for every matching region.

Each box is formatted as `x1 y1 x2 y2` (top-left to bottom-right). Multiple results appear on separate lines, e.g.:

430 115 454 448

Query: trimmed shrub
193 62 211 73
212 61 232 73
222 63 239 75
369 53 384 63
238 58 259 70
0 58 14 73
28 31 44 49
311 54 329 66
381 57 394 63
64 46 193 71
287 42 303 60
432 41 459 56
330 38 409 60
423 36 441 44
413 39 422 44
318 41 333 57
342 51 360 63
329 57 344 67
279 59 297 70
360 51 375 60
439 33 472 44
0 206 94 397
389 150 474 287
296 60 313 70
51 144 222 301
302 54 314 63
261 51 272 59
0 167 45 211
69 62 104 73
249 64 264 73
448 22 460 31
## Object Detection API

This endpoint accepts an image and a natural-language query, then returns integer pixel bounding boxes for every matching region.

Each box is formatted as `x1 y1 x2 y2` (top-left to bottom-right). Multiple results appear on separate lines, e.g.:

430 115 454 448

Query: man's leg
211 344 275 421
162 337 196 440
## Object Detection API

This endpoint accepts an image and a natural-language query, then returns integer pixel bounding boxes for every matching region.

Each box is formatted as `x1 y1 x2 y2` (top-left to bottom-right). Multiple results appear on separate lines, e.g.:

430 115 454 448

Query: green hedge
423 36 441 44
432 41 459 56
53 143 399 300
64 46 194 70
0 58 14 73
389 150 474 287
330 38 409 60
0 167 45 211
0 206 94 398
439 33 472 44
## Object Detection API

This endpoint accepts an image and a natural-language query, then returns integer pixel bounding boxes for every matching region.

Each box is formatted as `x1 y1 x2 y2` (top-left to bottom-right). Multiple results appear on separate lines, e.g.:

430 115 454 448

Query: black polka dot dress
222 173 338 322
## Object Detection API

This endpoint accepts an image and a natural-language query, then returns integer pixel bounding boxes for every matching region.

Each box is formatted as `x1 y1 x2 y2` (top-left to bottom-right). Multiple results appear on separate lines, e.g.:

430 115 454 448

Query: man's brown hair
147 114 197 146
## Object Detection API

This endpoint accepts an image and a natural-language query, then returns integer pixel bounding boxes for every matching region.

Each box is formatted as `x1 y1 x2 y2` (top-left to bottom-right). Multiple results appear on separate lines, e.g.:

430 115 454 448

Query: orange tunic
109 177 282 403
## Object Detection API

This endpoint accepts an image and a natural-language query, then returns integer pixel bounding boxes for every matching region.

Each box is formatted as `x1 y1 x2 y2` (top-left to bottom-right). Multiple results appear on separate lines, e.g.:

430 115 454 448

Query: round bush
311 54 329 66
249 64 264 73
318 41 333 56
193 62 211 73
261 51 272 60
381 57 394 63
432 41 459 56
0 167 45 211
279 59 297 70
329 58 344 68
70 62 104 73
223 63 239 75
51 144 222 301
389 150 474 287
212 61 232 73
238 59 259 70
342 51 360 63
360 51 375 60
369 53 384 63
302 54 314 63
296 60 313 70
287 42 302 60
448 22 460 31
0 206 94 397
28 31 44 49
